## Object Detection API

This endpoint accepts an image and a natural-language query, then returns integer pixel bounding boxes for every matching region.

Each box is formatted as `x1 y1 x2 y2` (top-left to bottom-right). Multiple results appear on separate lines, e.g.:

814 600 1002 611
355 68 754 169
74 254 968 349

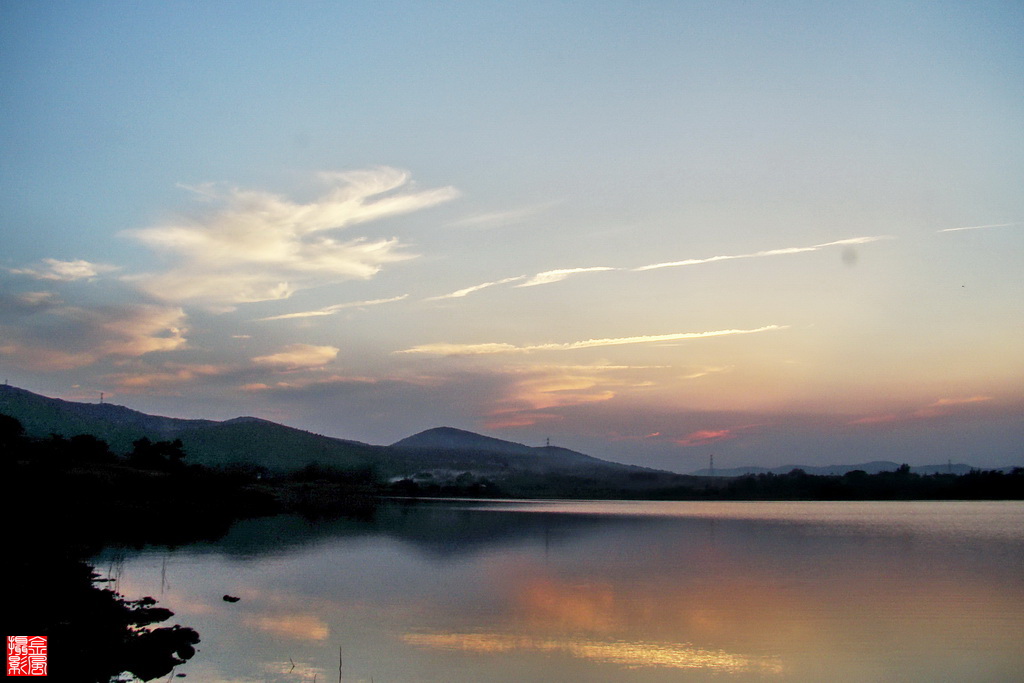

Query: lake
95 500 1024 682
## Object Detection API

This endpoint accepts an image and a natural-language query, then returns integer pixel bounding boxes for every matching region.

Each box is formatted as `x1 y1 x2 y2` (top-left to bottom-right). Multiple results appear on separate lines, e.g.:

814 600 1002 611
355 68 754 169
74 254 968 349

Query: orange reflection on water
518 577 619 633
402 631 784 674
505 570 819 647
240 613 330 641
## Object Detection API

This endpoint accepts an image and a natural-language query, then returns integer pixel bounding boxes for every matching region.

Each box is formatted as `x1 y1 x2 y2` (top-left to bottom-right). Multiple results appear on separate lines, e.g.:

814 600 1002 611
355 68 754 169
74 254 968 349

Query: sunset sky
2 1 1022 471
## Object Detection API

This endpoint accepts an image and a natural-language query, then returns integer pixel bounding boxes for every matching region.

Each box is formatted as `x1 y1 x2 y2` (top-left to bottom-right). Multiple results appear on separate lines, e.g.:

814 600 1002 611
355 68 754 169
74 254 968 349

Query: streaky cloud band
427 276 527 301
938 222 1018 233
516 266 618 287
257 295 408 321
9 258 120 281
634 235 892 271
424 234 892 301
398 324 788 355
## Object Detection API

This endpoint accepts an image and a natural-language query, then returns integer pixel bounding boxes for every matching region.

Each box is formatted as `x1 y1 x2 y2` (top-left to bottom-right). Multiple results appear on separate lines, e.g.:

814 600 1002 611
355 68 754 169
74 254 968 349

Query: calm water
96 500 1024 682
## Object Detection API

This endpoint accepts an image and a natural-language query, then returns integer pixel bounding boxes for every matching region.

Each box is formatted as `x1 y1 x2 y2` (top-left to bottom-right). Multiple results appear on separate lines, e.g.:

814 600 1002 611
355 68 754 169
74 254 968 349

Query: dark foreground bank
1 415 372 682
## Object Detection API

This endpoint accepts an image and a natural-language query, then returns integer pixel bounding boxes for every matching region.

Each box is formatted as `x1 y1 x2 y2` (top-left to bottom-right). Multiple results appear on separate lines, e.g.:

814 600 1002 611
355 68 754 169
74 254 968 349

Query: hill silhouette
0 385 677 492
0 384 382 472
393 426 536 454
392 426 651 473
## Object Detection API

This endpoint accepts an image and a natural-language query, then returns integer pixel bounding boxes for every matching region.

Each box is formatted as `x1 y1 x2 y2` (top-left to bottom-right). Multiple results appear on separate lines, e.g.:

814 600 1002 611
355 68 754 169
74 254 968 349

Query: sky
1 1 1022 472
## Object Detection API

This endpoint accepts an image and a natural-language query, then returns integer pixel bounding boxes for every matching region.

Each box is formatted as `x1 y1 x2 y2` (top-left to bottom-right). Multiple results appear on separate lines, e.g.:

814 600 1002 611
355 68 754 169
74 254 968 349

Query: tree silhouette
129 438 187 470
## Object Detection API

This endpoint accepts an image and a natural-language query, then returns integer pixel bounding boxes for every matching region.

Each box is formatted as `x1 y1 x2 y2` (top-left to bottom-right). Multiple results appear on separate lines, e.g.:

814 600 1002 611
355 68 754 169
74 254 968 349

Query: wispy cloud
448 202 555 229
928 395 992 407
240 374 383 392
252 344 339 369
0 291 61 312
257 295 408 321
427 276 527 301
678 366 732 380
9 258 119 281
516 267 617 288
913 395 993 419
937 222 1017 233
124 168 458 310
398 325 787 356
849 395 994 426
634 236 891 271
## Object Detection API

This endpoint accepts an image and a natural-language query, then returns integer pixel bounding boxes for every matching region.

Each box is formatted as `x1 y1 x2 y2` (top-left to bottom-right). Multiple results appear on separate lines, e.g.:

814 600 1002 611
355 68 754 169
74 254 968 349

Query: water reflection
403 632 784 674
242 613 330 641
96 501 1024 682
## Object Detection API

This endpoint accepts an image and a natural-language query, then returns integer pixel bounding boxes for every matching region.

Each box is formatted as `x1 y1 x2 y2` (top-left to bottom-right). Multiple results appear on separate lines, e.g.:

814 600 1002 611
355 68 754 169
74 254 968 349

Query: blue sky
2 1 1022 471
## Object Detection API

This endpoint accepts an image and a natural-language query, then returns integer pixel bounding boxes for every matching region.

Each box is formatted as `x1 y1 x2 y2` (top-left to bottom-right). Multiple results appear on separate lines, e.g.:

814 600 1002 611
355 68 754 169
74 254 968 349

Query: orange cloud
0 304 187 371
251 344 339 370
482 365 645 429
674 429 736 447
484 414 557 429
507 376 616 411
105 364 228 392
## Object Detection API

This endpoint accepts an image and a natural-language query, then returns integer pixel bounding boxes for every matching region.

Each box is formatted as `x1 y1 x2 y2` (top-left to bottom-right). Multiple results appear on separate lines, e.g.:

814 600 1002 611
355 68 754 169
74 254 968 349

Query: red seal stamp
6 636 47 676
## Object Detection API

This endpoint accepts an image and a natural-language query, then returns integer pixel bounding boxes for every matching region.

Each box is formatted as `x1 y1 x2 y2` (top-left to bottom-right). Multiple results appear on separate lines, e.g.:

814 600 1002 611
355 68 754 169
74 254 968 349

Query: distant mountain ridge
2 384 1005 482
689 461 988 477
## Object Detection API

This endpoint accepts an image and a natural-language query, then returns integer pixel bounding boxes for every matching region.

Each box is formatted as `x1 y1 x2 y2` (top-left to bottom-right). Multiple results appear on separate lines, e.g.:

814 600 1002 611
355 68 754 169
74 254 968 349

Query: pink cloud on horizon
674 429 735 447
